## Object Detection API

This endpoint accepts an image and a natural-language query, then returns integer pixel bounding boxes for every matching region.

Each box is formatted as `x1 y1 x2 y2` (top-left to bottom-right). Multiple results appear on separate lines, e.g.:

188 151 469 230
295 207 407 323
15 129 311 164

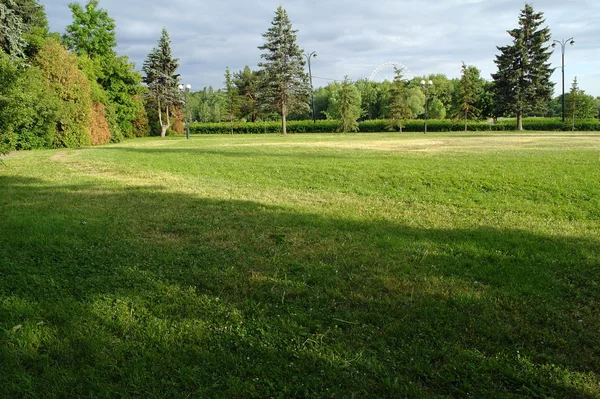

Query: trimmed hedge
189 118 600 135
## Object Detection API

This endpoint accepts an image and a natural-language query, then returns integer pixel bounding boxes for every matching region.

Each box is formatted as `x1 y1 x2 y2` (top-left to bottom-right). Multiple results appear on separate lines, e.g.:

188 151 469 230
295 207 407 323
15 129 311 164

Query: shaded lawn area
1 133 599 398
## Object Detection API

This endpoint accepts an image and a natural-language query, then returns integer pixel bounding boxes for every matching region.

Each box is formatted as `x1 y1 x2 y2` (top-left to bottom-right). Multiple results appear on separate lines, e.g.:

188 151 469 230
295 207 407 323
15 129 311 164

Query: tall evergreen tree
223 66 238 134
233 66 259 122
142 28 180 137
492 3 554 130
257 6 310 135
458 62 483 130
388 67 413 132
337 76 361 133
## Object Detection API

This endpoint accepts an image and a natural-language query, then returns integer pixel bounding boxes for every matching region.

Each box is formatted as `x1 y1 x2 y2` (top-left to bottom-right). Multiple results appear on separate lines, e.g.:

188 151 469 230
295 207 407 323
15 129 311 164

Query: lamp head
178 84 183 90
552 42 557 48
570 40 575 46
186 84 192 90
420 80 426 86
428 80 433 86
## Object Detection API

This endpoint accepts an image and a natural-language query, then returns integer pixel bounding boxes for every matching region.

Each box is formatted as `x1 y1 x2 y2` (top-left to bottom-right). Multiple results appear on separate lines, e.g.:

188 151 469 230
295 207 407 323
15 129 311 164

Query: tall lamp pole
178 83 192 139
552 38 575 123
420 79 433 134
304 51 317 123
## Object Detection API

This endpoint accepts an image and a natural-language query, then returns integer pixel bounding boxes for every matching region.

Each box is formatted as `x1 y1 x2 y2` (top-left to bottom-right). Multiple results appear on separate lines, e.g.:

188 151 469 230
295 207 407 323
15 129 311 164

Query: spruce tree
142 28 180 137
492 3 554 130
223 66 238 134
458 63 483 131
388 67 413 132
257 6 310 135
0 0 47 58
337 76 361 133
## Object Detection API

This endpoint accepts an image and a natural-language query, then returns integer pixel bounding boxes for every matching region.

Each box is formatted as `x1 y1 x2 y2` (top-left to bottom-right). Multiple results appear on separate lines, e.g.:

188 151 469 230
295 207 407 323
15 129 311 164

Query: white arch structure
368 62 414 83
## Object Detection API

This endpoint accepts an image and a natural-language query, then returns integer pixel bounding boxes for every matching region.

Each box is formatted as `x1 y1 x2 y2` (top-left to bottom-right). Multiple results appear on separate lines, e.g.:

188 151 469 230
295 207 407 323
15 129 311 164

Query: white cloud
44 0 600 96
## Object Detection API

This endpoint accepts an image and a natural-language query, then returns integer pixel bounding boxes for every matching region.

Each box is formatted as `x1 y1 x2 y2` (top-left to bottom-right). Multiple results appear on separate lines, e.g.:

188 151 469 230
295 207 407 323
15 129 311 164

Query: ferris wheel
368 62 414 83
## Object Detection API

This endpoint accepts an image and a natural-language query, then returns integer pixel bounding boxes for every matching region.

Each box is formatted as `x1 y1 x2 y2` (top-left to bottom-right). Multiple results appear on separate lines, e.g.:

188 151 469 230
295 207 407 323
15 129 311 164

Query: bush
189 117 600 135
34 38 92 148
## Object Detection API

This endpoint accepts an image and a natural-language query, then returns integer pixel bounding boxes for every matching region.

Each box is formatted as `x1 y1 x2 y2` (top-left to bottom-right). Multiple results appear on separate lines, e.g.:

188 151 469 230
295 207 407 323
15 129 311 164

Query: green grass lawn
1 132 599 398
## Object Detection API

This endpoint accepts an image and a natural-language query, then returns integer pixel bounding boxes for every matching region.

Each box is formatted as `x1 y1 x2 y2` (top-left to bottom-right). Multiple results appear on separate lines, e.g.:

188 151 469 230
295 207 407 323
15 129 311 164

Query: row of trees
187 3 598 133
0 0 150 155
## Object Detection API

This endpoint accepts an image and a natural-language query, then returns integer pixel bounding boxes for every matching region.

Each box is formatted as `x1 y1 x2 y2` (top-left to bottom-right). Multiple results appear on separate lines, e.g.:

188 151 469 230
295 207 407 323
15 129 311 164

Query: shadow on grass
1 175 598 398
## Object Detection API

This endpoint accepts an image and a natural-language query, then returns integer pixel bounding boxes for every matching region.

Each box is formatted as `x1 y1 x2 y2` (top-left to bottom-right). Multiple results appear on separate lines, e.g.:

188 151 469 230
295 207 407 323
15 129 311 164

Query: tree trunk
281 102 287 136
516 111 523 131
159 104 171 138
465 109 468 132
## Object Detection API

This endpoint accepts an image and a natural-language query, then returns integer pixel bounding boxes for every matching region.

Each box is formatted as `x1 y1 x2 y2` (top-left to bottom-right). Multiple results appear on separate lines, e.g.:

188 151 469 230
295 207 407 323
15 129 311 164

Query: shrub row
189 118 600 135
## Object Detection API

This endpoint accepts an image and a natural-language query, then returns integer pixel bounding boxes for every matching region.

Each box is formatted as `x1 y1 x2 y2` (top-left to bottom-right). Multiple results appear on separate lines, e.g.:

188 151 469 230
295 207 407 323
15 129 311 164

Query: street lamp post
552 38 575 123
178 83 192 139
304 51 317 123
420 79 433 134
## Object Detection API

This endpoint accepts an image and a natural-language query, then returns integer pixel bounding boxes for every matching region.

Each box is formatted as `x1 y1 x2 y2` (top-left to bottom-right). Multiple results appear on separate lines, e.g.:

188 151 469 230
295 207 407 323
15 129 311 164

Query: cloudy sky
44 0 600 96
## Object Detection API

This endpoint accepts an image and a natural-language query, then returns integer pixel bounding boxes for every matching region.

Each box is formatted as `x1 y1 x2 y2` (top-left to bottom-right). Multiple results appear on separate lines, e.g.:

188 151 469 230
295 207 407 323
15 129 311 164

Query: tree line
3 2 600 154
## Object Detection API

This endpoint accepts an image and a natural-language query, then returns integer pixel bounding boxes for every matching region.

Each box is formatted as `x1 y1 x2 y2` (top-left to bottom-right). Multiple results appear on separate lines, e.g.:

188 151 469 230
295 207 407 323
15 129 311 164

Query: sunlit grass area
1 132 599 397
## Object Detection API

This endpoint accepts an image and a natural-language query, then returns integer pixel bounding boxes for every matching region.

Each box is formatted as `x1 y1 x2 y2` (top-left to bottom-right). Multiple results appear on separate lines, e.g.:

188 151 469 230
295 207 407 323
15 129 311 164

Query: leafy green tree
388 67 413 132
565 77 597 125
62 0 116 59
404 87 425 118
337 76 361 133
492 3 554 130
224 66 239 134
458 62 483 130
257 6 310 135
233 66 259 122
142 28 180 137
63 0 145 139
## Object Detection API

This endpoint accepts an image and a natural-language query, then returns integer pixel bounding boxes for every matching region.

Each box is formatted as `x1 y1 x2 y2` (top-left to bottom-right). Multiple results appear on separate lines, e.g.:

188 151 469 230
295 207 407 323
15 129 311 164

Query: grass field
1 132 599 398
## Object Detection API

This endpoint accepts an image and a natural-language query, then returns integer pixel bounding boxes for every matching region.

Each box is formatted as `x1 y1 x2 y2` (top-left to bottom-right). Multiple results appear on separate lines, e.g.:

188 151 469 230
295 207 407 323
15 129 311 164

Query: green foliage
457 63 484 129
492 3 554 129
62 0 116 59
233 66 260 122
337 76 361 133
388 67 413 132
257 6 310 135
0 49 58 152
143 28 180 137
0 0 47 58
33 38 92 148
189 117 600 135
223 66 239 133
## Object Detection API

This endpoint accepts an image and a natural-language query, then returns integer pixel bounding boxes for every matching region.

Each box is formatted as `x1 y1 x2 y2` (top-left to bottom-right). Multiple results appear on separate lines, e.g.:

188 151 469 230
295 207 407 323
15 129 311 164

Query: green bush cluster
189 118 600 135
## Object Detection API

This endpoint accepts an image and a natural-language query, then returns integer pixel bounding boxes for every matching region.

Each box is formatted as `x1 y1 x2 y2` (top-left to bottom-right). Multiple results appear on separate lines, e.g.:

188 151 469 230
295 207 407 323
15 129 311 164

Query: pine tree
458 62 483 131
142 28 180 137
224 66 238 134
567 76 578 131
257 6 310 135
388 67 413 132
233 66 259 122
492 3 554 130
337 76 361 133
